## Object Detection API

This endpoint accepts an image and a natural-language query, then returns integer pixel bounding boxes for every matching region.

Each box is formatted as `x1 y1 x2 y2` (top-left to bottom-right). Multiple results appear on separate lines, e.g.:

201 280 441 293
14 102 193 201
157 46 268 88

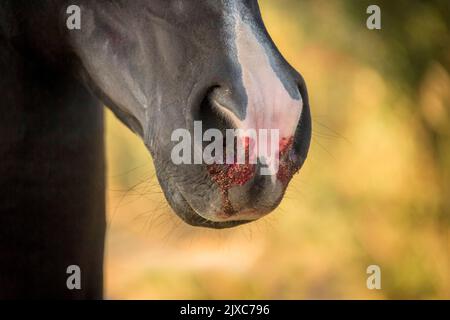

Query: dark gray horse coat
0 0 311 299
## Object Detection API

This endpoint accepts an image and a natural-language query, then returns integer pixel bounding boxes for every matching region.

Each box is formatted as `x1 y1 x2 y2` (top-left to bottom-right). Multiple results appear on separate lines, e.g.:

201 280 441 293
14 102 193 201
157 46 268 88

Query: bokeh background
104 0 450 299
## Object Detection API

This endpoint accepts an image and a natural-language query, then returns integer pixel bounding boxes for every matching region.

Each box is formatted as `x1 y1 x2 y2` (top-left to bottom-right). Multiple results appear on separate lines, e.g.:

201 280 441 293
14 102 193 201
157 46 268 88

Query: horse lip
176 185 269 224
216 209 269 222
175 185 254 225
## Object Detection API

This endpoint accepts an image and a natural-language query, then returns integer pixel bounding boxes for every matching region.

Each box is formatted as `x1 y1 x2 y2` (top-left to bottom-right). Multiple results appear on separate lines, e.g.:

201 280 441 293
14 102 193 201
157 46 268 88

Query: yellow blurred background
104 0 450 299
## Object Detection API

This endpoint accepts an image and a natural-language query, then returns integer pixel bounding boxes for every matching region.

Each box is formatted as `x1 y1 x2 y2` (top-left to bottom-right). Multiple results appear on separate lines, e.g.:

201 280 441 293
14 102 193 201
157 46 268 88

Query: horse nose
199 79 310 221
200 64 308 222
198 12 311 222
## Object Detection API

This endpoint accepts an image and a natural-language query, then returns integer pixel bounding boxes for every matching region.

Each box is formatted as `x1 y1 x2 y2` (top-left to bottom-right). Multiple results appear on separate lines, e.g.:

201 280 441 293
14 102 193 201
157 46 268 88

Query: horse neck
0 9 106 298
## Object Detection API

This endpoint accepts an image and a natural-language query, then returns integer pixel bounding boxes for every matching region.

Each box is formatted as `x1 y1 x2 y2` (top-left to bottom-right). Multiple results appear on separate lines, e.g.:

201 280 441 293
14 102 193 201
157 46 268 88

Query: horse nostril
198 87 237 134
288 148 300 164
292 84 312 163
207 86 247 124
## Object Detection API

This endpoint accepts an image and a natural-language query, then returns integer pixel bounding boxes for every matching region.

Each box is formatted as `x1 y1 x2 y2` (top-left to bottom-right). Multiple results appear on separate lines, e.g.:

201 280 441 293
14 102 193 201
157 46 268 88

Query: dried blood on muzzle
276 136 297 184
207 135 298 215
206 137 255 215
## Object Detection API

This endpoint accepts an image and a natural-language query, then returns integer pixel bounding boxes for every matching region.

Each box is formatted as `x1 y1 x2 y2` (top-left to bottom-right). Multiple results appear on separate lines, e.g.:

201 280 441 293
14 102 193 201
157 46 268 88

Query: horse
0 0 311 299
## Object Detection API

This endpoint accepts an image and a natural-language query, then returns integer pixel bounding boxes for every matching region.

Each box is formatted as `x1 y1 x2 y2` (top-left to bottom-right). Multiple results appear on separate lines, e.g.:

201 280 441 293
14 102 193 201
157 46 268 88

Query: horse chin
170 187 251 229
156 174 249 229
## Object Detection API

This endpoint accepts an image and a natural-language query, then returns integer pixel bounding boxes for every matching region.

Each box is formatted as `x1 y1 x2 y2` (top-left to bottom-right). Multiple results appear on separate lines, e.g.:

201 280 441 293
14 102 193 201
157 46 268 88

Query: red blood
277 136 297 184
207 135 298 214
207 136 256 215
279 136 293 153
